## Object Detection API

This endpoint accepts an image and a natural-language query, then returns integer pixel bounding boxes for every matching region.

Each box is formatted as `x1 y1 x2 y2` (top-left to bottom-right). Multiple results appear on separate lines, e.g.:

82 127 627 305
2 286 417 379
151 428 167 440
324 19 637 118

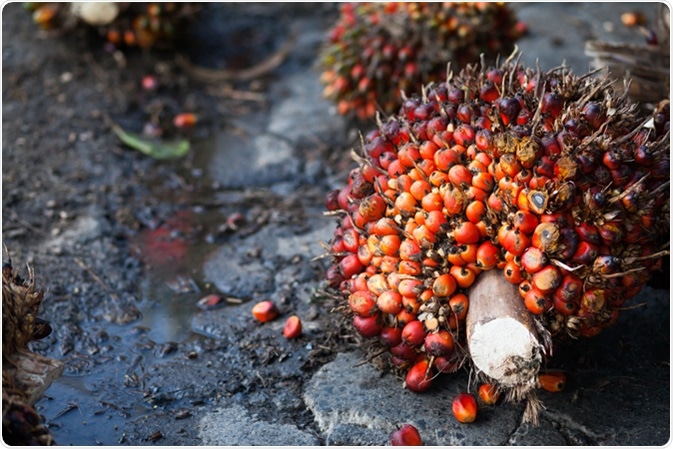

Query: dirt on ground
3 3 355 445
2 2 669 446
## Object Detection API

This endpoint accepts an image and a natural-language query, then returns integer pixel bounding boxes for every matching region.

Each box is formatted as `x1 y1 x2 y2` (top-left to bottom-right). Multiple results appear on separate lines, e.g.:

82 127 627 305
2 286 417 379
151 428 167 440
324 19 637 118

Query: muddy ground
2 2 670 446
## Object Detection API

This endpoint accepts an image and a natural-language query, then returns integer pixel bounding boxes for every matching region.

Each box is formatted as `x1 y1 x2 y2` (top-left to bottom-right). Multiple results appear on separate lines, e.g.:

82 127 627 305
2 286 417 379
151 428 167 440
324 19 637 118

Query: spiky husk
324 55 670 408
2 261 56 445
319 2 524 120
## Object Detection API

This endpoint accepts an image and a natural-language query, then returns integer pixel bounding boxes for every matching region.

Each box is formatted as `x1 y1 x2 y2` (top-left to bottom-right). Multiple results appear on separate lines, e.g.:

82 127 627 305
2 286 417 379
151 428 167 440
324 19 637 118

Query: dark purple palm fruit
319 2 525 121
323 54 670 420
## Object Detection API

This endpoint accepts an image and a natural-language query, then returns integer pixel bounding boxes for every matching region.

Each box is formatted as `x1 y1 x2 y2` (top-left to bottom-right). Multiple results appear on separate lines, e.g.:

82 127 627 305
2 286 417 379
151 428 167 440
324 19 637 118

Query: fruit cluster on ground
319 2 525 120
324 55 670 409
24 2 200 48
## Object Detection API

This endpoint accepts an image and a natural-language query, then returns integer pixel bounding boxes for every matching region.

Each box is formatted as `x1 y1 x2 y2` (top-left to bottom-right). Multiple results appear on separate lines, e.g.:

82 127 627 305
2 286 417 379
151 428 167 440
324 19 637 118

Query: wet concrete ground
3 2 669 446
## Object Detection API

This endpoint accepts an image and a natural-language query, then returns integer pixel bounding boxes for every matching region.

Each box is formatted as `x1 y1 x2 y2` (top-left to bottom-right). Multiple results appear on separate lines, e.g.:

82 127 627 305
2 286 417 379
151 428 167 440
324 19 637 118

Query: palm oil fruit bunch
23 3 199 49
325 55 669 395
319 2 524 120
96 3 200 49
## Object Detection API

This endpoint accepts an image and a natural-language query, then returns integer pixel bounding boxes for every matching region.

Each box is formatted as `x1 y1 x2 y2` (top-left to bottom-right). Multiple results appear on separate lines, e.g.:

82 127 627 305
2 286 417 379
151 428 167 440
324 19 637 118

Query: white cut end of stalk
70 2 119 26
466 269 542 387
468 317 541 386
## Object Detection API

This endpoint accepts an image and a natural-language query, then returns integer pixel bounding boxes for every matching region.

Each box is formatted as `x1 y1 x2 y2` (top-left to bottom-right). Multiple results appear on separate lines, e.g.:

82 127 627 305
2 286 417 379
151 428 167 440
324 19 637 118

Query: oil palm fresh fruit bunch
319 2 525 120
24 2 200 49
324 55 669 420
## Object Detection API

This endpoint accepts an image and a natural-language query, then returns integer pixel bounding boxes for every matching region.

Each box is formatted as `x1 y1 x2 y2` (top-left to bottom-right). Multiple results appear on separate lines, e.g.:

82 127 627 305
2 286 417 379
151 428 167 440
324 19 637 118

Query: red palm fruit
379 234 401 256
443 185 468 214
571 241 599 265
531 265 562 293
512 210 539 234
453 221 481 244
395 191 418 216
359 193 387 221
367 273 389 295
424 210 447 233
432 273 458 297
498 226 531 256
532 222 561 253
598 221 624 245
557 227 579 260
410 179 432 201
339 254 364 279
341 229 360 253
353 314 383 337
449 164 473 187
349 290 379 316
412 224 436 248
540 92 564 117
524 286 552 315
552 294 579 316
553 274 583 303
424 330 455 357
448 293 469 320
379 255 400 273
283 315 302 339
478 383 500 405
405 359 433 393
173 112 198 128
380 326 403 347
487 191 504 211
398 260 422 275
581 289 605 313
252 301 279 323
358 243 374 266
503 260 523 284
476 240 499 270
403 294 422 314
421 192 444 212
450 265 477 289
452 393 478 423
390 424 423 446
499 153 523 177
376 290 404 314
518 279 532 299
434 356 459 373
391 341 418 362
399 239 422 261
538 372 566 392
521 247 547 273
402 320 426 347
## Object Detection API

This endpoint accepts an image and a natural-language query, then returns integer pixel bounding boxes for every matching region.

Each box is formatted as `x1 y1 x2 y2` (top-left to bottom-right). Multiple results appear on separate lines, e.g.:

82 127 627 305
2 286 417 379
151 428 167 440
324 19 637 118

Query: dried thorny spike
322 53 670 422
318 2 525 120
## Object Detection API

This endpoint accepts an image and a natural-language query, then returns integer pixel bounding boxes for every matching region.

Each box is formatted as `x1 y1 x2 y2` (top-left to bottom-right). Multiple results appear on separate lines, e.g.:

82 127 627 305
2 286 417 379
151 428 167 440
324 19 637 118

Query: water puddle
35 134 252 444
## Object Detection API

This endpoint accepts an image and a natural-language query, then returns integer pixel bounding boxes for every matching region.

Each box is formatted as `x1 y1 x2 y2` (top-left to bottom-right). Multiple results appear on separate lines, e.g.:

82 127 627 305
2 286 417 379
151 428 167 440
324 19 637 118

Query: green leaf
111 123 189 160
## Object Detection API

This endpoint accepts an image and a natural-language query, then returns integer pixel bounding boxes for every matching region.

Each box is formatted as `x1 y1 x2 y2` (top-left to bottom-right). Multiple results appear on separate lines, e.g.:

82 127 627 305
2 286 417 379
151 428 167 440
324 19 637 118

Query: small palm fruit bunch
23 2 200 49
324 55 669 404
319 2 524 120
96 3 200 49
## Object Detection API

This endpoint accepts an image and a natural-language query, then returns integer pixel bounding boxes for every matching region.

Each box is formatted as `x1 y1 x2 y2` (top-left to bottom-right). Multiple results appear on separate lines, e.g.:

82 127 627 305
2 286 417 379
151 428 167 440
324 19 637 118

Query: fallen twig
176 33 296 83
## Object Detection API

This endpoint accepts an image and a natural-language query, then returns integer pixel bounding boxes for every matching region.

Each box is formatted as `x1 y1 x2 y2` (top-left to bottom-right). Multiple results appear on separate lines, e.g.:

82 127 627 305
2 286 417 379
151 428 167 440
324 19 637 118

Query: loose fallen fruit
251 301 278 323
452 393 478 423
390 423 423 446
538 372 567 392
283 315 302 339
478 383 500 406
